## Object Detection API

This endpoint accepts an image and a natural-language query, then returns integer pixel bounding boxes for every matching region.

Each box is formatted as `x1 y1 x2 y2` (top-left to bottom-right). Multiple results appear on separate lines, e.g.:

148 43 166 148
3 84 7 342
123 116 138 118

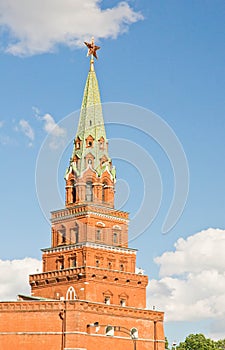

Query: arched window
120 264 124 271
56 256 64 270
75 137 81 150
71 258 76 267
102 182 107 202
105 297 110 305
86 181 93 201
75 223 79 242
58 225 66 244
72 185 76 203
43 259 46 272
120 299 126 307
96 229 101 241
70 223 79 244
70 254 77 268
98 137 105 150
119 293 128 307
73 223 79 243
60 261 64 269
113 232 118 244
66 286 76 300
86 135 94 148
103 290 113 305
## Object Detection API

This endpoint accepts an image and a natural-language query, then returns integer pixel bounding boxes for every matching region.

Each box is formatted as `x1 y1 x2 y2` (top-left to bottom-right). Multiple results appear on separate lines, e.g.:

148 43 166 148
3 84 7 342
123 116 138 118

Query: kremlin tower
0 39 165 350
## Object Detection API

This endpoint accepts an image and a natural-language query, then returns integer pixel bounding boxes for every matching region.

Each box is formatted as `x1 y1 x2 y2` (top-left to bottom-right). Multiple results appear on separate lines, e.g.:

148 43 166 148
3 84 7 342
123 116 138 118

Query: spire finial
84 37 100 71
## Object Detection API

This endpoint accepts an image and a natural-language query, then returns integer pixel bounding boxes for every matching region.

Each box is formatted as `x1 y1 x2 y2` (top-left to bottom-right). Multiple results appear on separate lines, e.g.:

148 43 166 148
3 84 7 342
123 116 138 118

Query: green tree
167 333 225 350
216 339 225 350
176 333 217 350
176 342 186 350
165 337 169 349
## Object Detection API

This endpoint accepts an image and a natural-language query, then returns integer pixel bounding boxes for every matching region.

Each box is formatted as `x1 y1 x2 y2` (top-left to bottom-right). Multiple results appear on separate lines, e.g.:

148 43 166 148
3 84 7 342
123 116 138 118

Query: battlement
0 300 164 321
51 204 129 223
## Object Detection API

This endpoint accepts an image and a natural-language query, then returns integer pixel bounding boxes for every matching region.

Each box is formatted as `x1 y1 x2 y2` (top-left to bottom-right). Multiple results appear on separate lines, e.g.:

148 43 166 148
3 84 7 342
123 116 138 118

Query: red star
84 37 100 59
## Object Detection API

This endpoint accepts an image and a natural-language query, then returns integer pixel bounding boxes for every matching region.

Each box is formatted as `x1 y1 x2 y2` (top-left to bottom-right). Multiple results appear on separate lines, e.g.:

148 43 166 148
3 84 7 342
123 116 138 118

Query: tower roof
74 57 107 152
66 40 115 181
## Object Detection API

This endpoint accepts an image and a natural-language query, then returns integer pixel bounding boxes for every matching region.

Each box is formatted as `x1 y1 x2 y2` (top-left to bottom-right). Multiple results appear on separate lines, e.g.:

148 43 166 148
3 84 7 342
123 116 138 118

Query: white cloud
19 119 35 146
0 120 4 128
32 106 41 118
147 228 225 330
32 108 66 149
155 228 225 277
42 113 65 137
0 258 42 301
42 113 66 149
0 0 143 56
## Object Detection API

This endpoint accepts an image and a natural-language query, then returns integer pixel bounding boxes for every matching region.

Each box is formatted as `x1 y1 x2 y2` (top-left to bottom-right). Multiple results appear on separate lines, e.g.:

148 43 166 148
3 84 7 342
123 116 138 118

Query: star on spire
84 37 100 59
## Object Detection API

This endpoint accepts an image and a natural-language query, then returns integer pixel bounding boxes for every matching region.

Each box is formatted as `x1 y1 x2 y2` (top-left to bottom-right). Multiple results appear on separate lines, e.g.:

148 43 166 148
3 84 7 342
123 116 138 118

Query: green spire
65 56 115 181
75 57 107 148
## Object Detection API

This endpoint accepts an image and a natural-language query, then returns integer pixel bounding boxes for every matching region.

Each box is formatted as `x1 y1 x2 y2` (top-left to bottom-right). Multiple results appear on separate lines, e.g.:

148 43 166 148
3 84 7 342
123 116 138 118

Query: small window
86 135 94 148
90 120 92 126
102 182 107 202
105 297 110 305
96 229 101 241
120 299 126 307
70 224 79 244
59 225 66 244
113 233 118 244
72 185 76 203
66 286 76 300
108 262 112 269
43 259 46 271
57 255 64 270
99 137 105 149
71 257 76 268
120 264 124 271
96 260 100 267
86 181 93 201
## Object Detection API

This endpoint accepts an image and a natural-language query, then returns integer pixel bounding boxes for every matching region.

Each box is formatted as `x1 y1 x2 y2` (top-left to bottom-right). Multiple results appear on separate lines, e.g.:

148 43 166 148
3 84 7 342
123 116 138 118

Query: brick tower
0 40 165 350
29 49 147 309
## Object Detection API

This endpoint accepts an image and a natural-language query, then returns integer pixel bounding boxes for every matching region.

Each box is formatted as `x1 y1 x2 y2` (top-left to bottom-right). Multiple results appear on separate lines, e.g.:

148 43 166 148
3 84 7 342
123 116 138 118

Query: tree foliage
166 333 225 350
176 333 215 349
165 337 169 349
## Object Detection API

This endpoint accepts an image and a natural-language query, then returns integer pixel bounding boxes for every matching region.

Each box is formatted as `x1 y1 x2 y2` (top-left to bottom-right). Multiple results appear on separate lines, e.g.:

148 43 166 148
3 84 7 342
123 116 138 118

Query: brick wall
0 300 165 350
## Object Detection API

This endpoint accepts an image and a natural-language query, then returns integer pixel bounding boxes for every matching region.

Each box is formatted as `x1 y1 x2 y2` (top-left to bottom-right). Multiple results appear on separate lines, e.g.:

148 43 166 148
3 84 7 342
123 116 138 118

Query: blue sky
0 0 225 346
